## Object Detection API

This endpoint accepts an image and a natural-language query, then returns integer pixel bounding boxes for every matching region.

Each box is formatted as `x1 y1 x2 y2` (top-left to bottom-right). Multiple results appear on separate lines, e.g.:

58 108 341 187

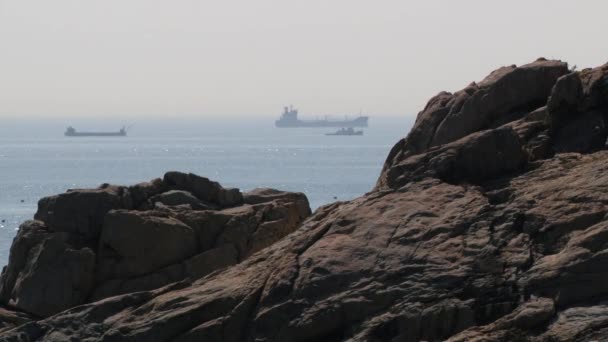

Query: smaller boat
325 127 363 136
65 126 127 137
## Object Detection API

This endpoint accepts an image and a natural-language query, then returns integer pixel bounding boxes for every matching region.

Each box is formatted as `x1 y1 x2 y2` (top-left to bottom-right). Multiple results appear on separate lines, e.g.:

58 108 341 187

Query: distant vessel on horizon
65 126 127 137
326 127 364 136
275 106 369 128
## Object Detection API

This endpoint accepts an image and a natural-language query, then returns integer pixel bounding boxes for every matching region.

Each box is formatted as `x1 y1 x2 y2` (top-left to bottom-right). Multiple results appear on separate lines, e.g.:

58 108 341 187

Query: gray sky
0 0 606 119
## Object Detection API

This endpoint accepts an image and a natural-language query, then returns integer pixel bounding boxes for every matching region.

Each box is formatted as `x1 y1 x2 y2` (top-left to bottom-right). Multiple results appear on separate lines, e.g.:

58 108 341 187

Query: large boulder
0 174 310 318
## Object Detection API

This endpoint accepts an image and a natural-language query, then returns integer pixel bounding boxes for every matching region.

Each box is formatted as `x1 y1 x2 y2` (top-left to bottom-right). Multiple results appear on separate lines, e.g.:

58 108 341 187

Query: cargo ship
65 126 127 137
275 106 369 128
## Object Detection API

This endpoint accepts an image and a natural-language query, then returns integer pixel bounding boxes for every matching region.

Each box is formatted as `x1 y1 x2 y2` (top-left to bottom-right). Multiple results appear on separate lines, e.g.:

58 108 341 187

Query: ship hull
65 132 126 137
275 116 369 128
325 132 363 136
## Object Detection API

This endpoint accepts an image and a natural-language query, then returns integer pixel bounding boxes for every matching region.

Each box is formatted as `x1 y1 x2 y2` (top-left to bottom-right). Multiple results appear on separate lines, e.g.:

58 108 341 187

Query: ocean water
0 117 411 265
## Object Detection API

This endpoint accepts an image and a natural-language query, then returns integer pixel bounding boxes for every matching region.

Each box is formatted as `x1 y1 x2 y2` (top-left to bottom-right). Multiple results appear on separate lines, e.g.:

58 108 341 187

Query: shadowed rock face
2 59 608 341
0 173 311 318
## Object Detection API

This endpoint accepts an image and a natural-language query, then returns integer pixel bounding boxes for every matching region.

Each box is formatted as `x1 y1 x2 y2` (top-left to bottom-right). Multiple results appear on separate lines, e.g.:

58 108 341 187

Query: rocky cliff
1 59 608 341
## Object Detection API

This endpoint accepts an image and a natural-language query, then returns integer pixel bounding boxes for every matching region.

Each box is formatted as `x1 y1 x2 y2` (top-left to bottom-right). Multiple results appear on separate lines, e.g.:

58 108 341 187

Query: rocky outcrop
0 173 310 318
378 59 569 166
2 59 608 341
377 59 608 191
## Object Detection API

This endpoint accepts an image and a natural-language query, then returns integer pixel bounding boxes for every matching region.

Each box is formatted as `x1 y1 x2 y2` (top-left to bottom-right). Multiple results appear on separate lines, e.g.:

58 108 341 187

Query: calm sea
0 117 411 265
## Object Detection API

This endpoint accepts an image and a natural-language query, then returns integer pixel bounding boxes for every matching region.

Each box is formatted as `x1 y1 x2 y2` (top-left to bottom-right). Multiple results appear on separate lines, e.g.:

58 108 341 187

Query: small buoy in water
20 200 24 203
333 196 338 200
1 219 4 223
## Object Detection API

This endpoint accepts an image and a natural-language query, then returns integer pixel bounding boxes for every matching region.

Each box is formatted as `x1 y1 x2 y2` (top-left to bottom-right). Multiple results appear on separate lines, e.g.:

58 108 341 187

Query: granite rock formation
1 59 608 341
0 173 311 318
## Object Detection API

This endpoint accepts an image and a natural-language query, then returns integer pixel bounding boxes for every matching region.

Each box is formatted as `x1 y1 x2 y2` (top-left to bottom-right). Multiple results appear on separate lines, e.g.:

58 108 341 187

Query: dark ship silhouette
65 126 127 137
275 106 369 128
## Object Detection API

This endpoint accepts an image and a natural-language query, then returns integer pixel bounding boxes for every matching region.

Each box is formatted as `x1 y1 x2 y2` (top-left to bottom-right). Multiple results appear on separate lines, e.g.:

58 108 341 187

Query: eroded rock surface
2 59 608 341
0 173 310 318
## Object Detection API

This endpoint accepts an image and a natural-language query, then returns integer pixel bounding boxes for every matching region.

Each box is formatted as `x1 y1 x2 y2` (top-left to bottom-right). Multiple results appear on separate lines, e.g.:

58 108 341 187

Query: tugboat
275 106 368 128
65 126 127 137
325 127 364 136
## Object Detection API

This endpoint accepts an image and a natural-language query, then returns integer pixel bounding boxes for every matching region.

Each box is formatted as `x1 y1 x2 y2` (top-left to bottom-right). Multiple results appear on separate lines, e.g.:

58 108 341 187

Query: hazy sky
0 1 607 120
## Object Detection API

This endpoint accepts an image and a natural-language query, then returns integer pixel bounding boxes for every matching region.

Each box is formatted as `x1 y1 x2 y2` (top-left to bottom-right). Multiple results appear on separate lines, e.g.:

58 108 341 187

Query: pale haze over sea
0 116 411 265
